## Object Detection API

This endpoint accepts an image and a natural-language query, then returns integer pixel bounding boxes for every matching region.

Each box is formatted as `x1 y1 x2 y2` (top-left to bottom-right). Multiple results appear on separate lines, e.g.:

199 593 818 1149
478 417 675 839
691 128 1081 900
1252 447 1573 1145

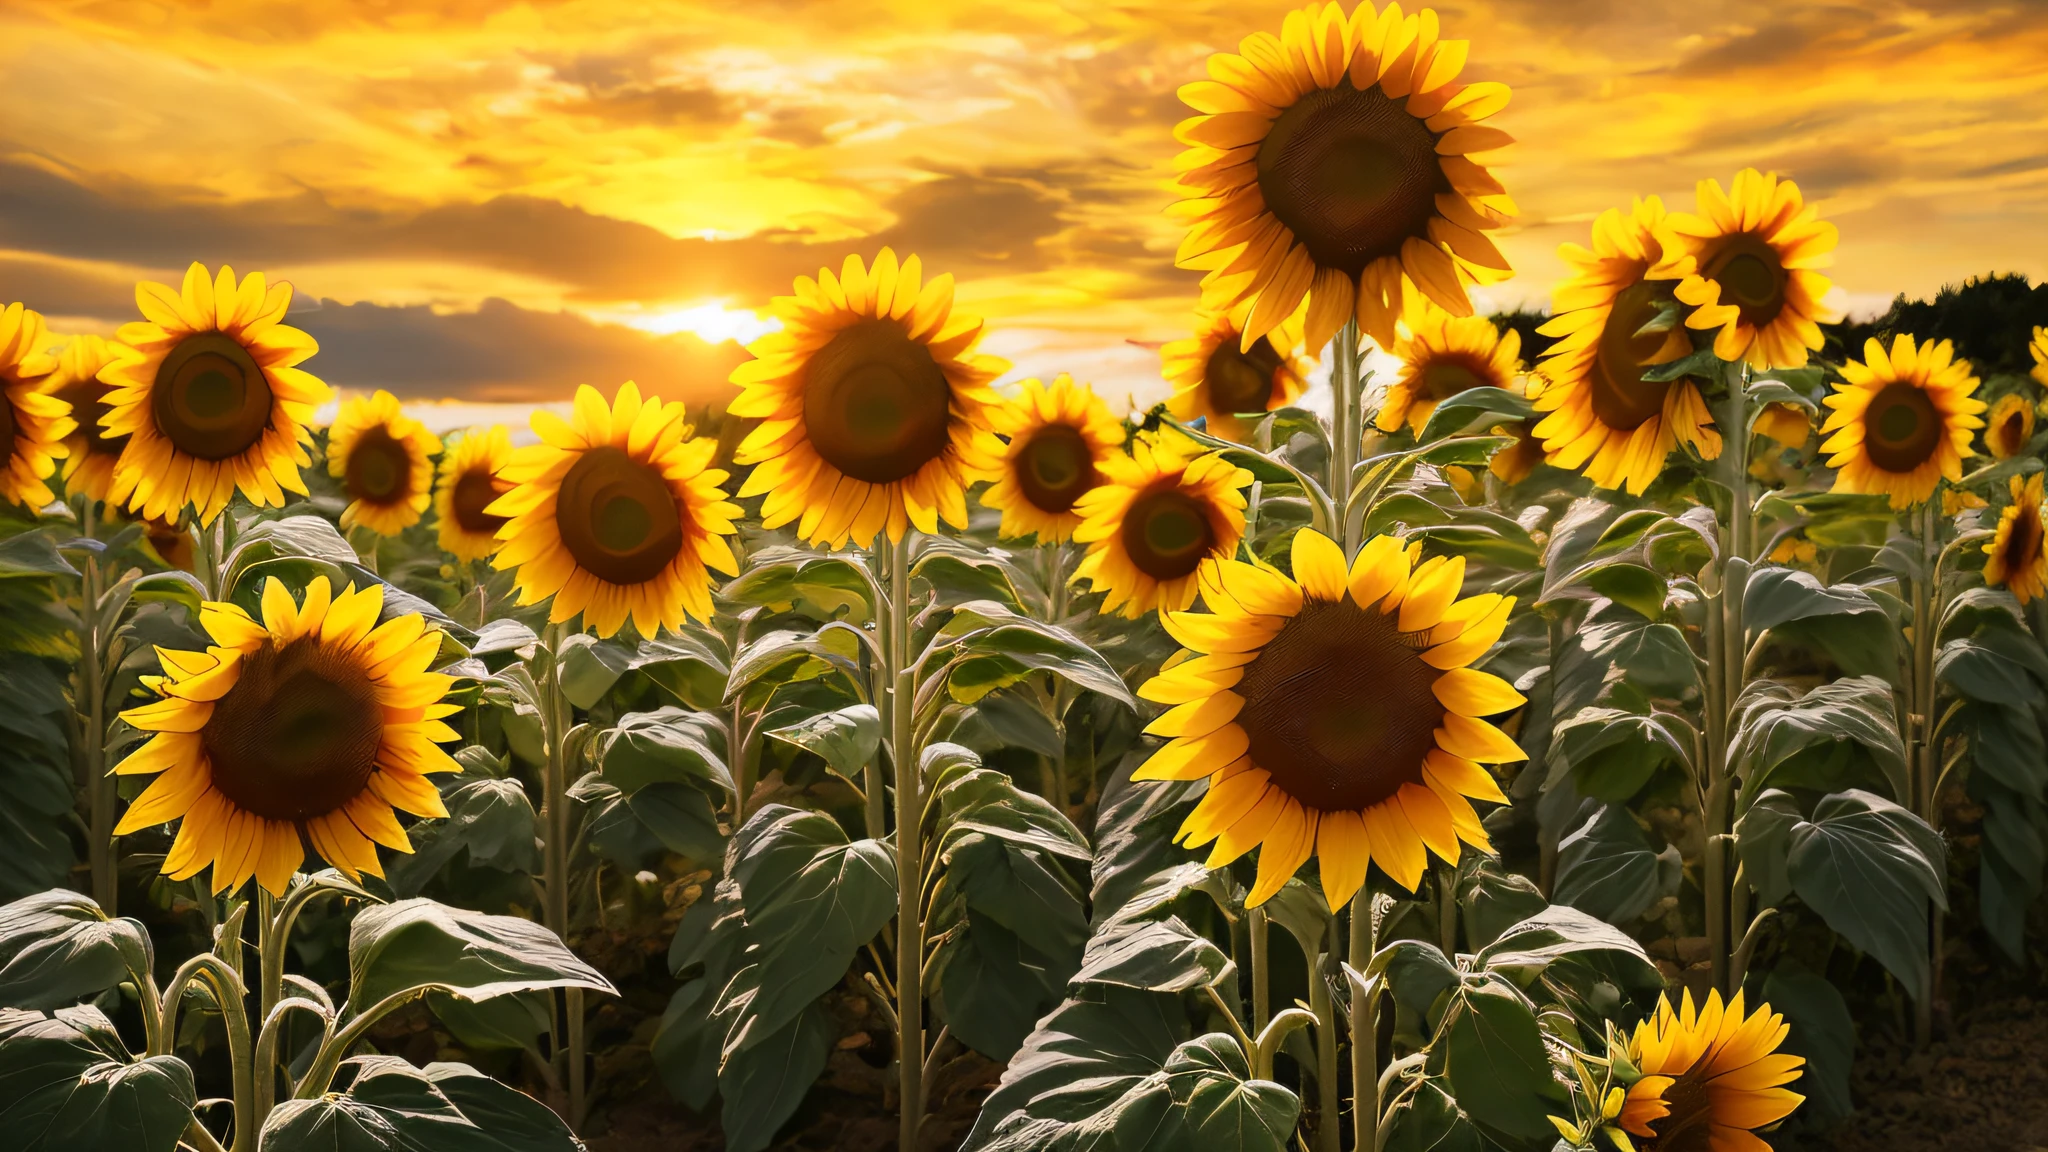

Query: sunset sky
3 0 2045 417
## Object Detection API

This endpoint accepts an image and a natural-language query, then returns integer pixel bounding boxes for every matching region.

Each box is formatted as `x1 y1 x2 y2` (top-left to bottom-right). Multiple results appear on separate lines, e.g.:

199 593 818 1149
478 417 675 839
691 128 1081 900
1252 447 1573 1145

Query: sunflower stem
1706 363 1750 996
1911 498 1942 1045
77 498 117 915
886 529 926 1152
537 621 585 1128
1312 915 1340 1152
1248 906 1272 1036
161 954 254 1152
1331 319 1363 556
1347 889 1379 1152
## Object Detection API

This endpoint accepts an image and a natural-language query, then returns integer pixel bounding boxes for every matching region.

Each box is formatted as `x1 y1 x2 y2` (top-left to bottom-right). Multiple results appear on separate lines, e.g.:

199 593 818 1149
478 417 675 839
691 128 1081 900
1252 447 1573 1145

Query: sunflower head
328 390 442 537
1136 528 1518 906
982 375 1124 544
1985 472 2048 605
1070 431 1253 619
112 576 462 896
1753 402 1812 450
1985 392 2035 461
435 425 515 563
45 334 129 504
1161 307 1313 442
732 249 1006 549
1378 307 1521 435
1621 989 1804 1152
1173 1 1516 354
1820 335 1985 510
0 303 75 510
2032 326 2048 388
1654 169 1839 371
100 264 330 525
1485 373 1546 485
491 382 740 639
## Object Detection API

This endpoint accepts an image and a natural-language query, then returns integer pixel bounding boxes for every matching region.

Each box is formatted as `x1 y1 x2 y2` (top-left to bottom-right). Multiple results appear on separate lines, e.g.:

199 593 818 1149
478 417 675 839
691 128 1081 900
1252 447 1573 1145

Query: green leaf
426 990 552 1055
1071 916 1231 993
0 654 78 901
1730 676 1907 804
259 1055 578 1151
1546 708 1691 802
598 707 733 795
0 891 152 1010
1938 629 2048 706
1472 905 1661 994
1586 563 1667 619
0 533 78 577
1760 966 1855 1123
0 1005 194 1152
930 913 1073 1061
1415 387 1534 443
1784 790 1948 994
1745 567 1898 680
1436 974 1562 1143
724 629 859 699
721 549 875 624
1089 770 1207 926
1454 856 1548 949
716 1003 835 1152
627 632 730 710
1734 791 1804 909
765 704 880 779
1366 941 1459 1026
915 545 1028 611
1379 1076 1486 1152
387 779 539 895
942 600 1137 708
1553 803 1680 926
556 633 634 708
348 899 616 1010
1153 1033 1300 1151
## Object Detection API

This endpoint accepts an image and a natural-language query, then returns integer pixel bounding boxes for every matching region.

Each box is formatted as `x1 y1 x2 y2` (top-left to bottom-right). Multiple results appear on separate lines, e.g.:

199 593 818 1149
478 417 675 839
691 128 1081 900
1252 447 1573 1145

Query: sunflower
0 303 74 509
1532 196 1722 495
1172 1 1515 355
1378 307 1521 435
1985 473 2048 605
981 375 1124 544
490 382 739 639
434 425 515 563
1819 335 1984 510
111 576 461 895
1487 375 1546 484
328 390 441 537
46 334 128 503
1160 307 1313 442
1753 403 1811 450
100 265 328 525
1619 989 1804 1152
1654 169 1838 371
1136 528 1518 905
2033 326 2048 388
732 249 1006 549
1070 431 1253 619
1985 393 2034 461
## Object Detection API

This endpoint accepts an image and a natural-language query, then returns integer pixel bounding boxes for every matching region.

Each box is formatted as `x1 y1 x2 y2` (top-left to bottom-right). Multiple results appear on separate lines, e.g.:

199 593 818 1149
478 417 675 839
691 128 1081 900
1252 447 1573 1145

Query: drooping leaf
1552 803 1680 927
0 891 152 1010
1730 677 1907 804
0 1005 194 1152
0 654 77 902
347 899 616 1010
259 1055 579 1151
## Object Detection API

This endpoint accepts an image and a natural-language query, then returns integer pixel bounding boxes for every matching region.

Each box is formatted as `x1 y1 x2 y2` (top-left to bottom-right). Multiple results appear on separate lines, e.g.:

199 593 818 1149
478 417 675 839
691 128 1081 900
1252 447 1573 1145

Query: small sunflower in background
1984 393 2035 460
1160 307 1312 442
434 425 514 563
1377 307 1522 435
1753 403 1812 450
982 375 1123 544
1619 989 1804 1152
2032 326 2048 387
1533 196 1721 495
491 382 740 639
1137 529 1518 905
1071 430 1252 619
101 264 330 525
46 334 129 504
1655 169 1839 371
1172 1 1515 354
328 390 441 537
1820 335 1983 509
731 249 1006 548
113 577 462 895
1484 376 1546 485
1985 473 2048 605
0 303 75 509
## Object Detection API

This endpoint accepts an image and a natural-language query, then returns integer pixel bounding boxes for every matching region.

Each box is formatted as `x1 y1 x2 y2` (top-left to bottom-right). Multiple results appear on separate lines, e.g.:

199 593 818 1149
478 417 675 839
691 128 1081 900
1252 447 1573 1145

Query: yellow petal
1290 529 1349 601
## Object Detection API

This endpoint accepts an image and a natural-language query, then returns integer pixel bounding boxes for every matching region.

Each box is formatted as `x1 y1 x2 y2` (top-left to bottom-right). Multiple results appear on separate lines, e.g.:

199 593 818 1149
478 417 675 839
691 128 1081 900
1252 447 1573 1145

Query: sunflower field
4 3 2048 1152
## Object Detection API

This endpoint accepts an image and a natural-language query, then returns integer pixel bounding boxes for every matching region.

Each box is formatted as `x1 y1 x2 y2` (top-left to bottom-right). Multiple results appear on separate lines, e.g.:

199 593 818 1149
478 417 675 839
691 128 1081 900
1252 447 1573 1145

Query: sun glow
617 302 783 346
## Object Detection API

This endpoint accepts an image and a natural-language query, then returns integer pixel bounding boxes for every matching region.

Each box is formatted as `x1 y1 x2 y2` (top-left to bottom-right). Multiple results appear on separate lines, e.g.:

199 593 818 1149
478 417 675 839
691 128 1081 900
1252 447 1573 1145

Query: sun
1984 393 2034 461
112 576 462 896
434 425 515 563
1620 989 1804 1152
1172 1 1516 356
1377 307 1521 435
328 390 441 537
982 374 1124 544
46 334 127 504
1160 307 1313 443
1654 169 1839 371
1070 430 1253 619
1985 473 2048 605
731 249 1005 549
0 302 75 510
1136 528 1519 906
1820 334 1984 510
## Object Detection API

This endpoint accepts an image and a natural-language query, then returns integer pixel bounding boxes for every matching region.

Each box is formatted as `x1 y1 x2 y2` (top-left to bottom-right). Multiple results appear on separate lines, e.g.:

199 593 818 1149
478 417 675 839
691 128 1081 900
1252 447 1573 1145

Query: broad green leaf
1552 803 1680 926
0 1006 193 1152
1760 966 1855 1123
1088 768 1207 927
1745 567 1898 680
915 547 1027 611
1366 940 1459 1027
387 779 539 895
721 550 874 624
1546 708 1691 802
1455 856 1547 949
1436 974 1563 1143
1938 628 2048 706
556 633 633 708
765 704 880 778
724 629 860 699
1472 905 1661 993
930 912 1074 1061
1070 916 1231 993
1734 790 1804 909
942 600 1136 708
1153 1033 1299 1151
348 899 615 1010
1415 387 1534 443
1586 562 1666 619
1378 1075 1486 1152
1784 790 1947 994
259 1055 577 1151
1731 676 1906 803
716 1003 835 1152
426 990 551 1055
0 654 78 901
0 891 151 1010
628 632 730 710
0 533 78 577
598 707 733 795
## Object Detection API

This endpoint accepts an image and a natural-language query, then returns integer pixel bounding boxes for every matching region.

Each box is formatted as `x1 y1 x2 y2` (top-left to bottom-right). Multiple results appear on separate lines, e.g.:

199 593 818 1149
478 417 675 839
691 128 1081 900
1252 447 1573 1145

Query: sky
2 0 2045 420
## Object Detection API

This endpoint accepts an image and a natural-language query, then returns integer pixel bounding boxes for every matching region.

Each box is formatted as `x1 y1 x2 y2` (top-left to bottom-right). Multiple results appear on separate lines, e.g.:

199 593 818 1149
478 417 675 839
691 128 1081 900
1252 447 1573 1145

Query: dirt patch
1813 997 2048 1151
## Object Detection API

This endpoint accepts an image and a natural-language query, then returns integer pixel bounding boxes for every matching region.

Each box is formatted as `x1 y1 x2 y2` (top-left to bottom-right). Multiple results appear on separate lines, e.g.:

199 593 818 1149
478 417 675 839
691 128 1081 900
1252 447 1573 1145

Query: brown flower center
1120 484 1214 580
1420 358 1493 403
1993 406 2030 459
802 318 952 484
1644 1070 1713 1152
344 426 412 506
1235 599 1443 812
451 468 508 536
1701 233 1788 328
1255 81 1447 277
1863 382 1942 474
152 332 274 461
556 446 683 585
1590 280 1686 432
0 394 16 464
56 379 130 459
203 637 384 823
1204 336 1285 416
2006 506 2044 573
1015 423 1096 514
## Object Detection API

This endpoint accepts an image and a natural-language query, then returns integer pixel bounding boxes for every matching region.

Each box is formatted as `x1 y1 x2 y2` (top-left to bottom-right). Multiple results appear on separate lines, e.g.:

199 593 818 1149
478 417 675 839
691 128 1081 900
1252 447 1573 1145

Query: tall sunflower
1985 473 2048 605
328 390 442 537
1819 335 1984 509
1654 169 1838 371
1137 529 1518 905
732 249 1006 548
982 375 1123 544
0 303 75 509
1160 307 1313 442
1173 1 1515 355
1532 197 1722 495
1984 393 2034 461
1070 431 1253 619
434 425 515 563
490 382 740 639
1619 989 1804 1152
47 334 128 503
112 577 462 895
1377 307 1521 434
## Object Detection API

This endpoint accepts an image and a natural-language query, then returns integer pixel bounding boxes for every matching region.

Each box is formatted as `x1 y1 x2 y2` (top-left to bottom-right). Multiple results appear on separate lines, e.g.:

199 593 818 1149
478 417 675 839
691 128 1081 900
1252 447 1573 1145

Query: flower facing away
1160 307 1313 442
1985 392 2035 461
113 577 462 896
1753 403 1811 450
435 425 515 563
1620 989 1804 1152
1070 431 1254 619
982 375 1124 544
1820 335 1984 510
1532 197 1722 495
101 264 331 525
731 249 1006 549
1985 473 2048 605
490 382 740 639
328 390 442 537
1654 169 1839 371
46 334 128 503
1378 307 1521 435
1172 1 1515 354
0 303 75 509
1137 529 1519 906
